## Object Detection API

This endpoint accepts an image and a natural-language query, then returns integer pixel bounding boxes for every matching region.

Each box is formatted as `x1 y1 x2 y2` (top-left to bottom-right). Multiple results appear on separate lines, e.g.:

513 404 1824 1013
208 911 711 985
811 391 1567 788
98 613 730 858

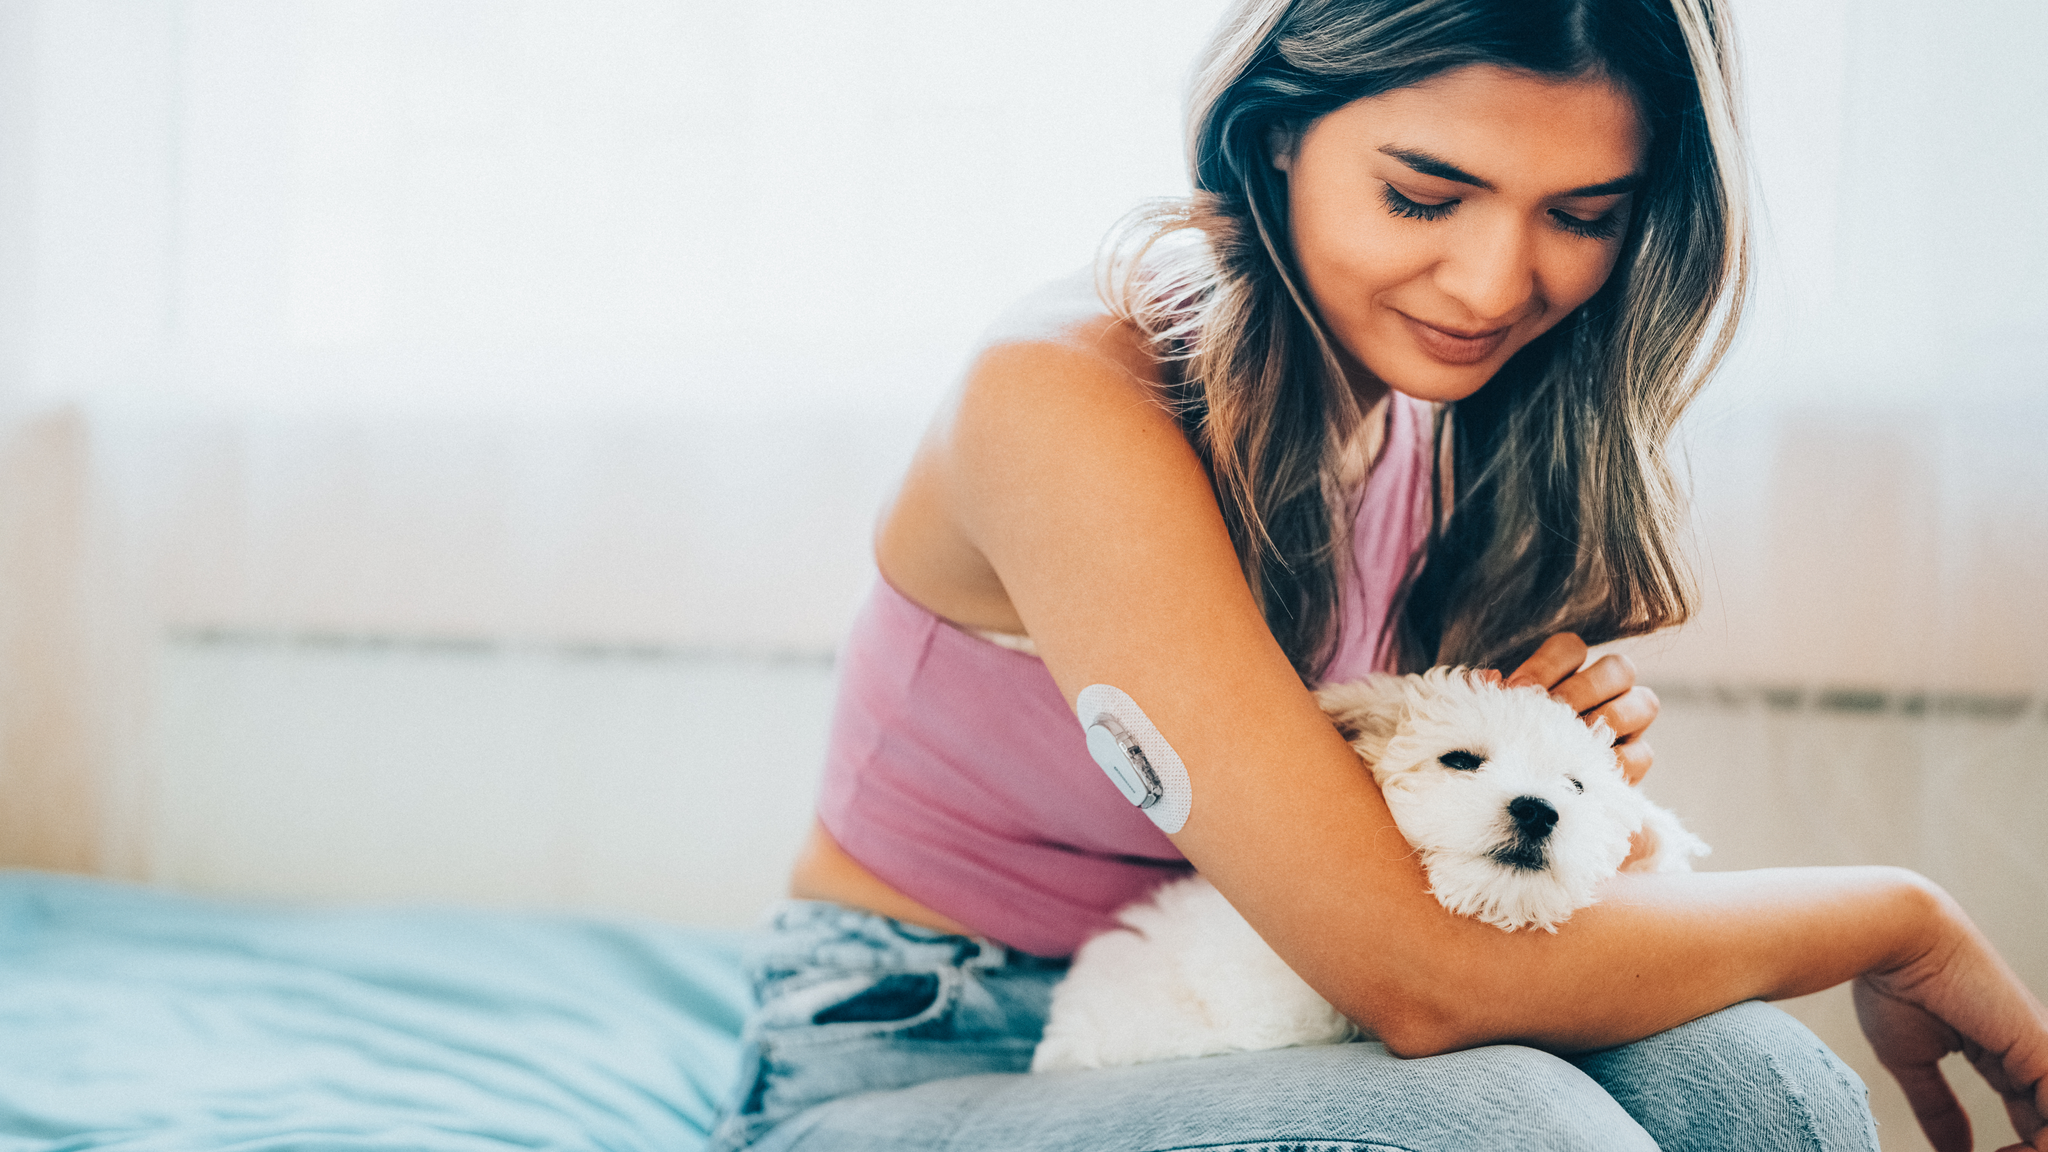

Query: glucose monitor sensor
1077 684 1192 834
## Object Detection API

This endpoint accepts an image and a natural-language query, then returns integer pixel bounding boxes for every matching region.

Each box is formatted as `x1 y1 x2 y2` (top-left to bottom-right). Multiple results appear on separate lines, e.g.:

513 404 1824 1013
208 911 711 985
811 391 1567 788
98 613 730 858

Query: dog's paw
1622 802 1711 874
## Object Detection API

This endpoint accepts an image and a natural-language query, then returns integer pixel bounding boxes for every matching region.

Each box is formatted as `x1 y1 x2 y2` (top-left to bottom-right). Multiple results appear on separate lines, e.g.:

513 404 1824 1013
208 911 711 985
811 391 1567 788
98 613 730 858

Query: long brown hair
1103 0 1750 678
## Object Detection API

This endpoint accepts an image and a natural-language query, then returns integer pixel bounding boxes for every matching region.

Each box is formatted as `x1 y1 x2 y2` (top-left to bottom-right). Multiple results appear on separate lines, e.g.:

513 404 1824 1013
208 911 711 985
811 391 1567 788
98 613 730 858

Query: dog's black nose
1509 796 1558 838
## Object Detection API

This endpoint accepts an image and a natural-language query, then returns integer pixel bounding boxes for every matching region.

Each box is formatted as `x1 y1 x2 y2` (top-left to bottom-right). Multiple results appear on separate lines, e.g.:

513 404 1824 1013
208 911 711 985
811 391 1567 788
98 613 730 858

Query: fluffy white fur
1031 667 1708 1072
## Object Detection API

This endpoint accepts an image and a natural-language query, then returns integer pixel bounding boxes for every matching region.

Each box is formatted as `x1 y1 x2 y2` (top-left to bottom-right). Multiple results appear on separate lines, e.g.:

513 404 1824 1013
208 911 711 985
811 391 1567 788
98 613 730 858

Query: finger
1966 1039 2021 1098
1614 738 1654 786
1964 1038 2048 1149
2000 1099 2047 1152
1505 633 1587 691
2004 1094 2046 1150
1587 685 1662 743
1993 1122 2047 1152
1551 653 1638 716
1890 1061 1974 1152
1992 1035 2048 1152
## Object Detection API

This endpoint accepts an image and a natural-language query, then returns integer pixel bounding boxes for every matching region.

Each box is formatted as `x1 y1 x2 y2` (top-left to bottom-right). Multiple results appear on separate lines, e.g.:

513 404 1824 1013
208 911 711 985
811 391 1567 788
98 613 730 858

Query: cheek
1535 235 1626 314
1289 186 1434 314
1387 772 1495 831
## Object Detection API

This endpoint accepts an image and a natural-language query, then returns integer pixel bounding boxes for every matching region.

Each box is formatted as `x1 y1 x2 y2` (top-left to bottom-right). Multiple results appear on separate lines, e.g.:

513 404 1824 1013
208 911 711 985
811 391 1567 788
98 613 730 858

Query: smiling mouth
1398 313 1513 366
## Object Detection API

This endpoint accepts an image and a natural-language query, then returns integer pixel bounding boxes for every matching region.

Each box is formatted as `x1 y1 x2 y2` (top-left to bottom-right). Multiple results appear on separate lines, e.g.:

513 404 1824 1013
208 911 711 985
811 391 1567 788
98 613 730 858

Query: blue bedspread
0 871 752 1151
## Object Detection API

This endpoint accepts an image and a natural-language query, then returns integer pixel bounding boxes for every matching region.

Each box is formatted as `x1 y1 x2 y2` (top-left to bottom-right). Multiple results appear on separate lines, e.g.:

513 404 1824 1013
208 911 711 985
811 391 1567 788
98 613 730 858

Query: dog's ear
1405 665 1489 709
1587 716 1617 748
1314 674 1413 762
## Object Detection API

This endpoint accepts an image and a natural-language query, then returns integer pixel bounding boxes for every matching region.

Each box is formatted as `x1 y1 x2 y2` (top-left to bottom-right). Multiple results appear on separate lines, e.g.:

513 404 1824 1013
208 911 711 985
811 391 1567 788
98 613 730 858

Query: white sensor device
1077 684 1192 834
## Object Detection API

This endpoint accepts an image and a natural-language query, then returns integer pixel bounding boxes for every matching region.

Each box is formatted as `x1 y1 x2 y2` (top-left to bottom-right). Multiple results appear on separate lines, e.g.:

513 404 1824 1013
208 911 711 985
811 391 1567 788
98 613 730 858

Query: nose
1509 796 1558 839
1434 217 1537 326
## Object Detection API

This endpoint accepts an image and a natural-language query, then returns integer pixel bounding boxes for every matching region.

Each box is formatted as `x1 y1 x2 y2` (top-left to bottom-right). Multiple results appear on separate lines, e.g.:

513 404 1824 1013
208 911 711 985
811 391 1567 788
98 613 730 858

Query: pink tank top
816 394 1436 957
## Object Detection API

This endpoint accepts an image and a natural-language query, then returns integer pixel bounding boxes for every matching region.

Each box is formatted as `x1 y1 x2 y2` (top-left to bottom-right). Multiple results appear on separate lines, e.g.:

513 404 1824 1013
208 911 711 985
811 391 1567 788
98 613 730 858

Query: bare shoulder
950 280 1185 494
969 270 1168 409
876 273 1199 633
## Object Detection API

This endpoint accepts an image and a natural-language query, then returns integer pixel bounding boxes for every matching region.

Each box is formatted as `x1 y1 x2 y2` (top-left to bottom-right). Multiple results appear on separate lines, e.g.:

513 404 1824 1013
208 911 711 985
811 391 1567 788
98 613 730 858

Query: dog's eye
1438 750 1484 771
1568 776 1584 794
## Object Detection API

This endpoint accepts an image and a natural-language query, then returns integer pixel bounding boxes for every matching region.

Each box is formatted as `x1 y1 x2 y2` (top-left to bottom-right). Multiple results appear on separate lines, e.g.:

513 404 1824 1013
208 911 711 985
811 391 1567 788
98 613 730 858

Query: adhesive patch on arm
1077 684 1192 834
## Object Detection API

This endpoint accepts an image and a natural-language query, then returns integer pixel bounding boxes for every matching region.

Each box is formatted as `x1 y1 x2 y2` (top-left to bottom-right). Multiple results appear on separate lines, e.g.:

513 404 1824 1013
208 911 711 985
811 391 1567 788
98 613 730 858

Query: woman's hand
1854 889 2048 1151
1501 636 2048 1150
1503 632 1659 785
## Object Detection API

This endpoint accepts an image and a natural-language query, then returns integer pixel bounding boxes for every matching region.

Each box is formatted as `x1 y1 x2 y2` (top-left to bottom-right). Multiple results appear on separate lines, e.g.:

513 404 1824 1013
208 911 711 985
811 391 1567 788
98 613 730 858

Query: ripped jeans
708 901 1880 1152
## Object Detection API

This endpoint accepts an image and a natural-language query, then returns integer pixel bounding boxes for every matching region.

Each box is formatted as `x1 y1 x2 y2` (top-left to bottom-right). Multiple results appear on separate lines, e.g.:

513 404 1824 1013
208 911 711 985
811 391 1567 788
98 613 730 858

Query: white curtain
1608 0 2048 691
0 0 1231 871
0 0 2042 905
0 7 2042 1145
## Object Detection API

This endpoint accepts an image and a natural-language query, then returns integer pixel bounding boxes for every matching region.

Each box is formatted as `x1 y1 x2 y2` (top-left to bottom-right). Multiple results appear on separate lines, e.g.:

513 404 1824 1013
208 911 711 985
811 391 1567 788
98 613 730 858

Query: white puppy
1031 667 1707 1072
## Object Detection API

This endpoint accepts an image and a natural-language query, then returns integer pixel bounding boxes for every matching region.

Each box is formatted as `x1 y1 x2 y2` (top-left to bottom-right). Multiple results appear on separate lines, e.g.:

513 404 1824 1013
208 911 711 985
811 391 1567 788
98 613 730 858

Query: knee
1434 1044 1659 1150
1574 1001 1879 1152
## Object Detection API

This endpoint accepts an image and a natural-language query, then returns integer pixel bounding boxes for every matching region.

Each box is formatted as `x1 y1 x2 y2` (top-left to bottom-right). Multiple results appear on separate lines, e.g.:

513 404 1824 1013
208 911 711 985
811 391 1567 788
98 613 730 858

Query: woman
711 0 2048 1148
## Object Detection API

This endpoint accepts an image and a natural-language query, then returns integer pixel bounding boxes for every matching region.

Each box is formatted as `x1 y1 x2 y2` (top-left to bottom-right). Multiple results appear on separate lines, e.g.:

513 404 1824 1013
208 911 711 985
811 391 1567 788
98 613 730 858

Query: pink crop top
815 393 1437 957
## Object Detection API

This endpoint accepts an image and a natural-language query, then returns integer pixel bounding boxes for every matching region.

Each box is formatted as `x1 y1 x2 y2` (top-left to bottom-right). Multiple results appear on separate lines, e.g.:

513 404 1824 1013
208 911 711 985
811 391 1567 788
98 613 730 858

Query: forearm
1362 864 1943 1057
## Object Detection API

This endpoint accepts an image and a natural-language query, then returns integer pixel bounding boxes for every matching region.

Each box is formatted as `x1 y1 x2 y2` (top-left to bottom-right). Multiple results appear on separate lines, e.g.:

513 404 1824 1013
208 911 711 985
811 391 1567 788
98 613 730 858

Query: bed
0 871 751 1151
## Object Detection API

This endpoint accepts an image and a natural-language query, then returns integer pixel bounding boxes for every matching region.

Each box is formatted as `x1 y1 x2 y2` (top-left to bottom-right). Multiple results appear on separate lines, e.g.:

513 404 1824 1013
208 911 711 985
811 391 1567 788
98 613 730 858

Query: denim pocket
709 905 1057 1150
755 964 960 1044
811 972 942 1024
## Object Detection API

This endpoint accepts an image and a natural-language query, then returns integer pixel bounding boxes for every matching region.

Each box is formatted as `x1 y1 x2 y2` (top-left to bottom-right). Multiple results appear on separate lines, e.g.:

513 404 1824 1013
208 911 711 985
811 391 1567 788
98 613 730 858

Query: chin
1365 355 1501 406
1342 327 1521 406
1383 364 1497 405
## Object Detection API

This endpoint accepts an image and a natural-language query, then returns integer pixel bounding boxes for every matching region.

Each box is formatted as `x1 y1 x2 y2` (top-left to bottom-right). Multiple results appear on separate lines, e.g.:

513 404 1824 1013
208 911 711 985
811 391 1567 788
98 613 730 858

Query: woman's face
1276 64 1649 405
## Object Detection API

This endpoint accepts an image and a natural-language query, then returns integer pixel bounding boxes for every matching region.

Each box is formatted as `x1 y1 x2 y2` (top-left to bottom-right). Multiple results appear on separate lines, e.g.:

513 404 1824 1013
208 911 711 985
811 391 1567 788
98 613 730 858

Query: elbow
1349 986 1484 1060
1336 944 1535 1058
1368 1014 1471 1061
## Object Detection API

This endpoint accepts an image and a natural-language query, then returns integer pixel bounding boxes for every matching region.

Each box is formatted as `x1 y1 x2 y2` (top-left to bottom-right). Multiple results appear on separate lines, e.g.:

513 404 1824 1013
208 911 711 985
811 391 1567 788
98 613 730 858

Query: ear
1315 674 1411 762
1268 123 1301 173
1587 716 1617 748
1404 665 1492 712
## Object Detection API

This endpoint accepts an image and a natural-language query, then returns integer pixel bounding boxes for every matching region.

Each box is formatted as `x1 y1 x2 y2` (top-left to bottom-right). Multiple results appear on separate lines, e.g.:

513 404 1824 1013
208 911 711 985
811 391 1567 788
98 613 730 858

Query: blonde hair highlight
1103 0 1752 678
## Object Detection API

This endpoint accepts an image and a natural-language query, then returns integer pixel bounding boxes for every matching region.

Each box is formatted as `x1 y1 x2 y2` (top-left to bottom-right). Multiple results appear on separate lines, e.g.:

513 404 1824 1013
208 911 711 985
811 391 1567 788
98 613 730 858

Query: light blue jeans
708 901 1880 1151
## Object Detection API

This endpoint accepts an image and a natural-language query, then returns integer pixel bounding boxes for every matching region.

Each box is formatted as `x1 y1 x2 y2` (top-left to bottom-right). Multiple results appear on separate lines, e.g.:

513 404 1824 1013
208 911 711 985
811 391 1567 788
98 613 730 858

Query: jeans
708 901 1880 1151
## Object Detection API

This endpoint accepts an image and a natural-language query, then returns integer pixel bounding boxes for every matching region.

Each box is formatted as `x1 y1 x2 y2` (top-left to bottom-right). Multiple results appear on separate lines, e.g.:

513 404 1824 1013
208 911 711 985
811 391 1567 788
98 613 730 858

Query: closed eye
1550 206 1625 241
1438 750 1484 771
1382 184 1456 222
1568 776 1584 794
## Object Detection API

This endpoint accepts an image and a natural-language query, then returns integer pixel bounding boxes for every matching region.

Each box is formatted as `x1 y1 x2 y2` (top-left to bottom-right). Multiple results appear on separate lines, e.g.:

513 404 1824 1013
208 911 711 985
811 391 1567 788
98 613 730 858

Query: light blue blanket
0 872 752 1151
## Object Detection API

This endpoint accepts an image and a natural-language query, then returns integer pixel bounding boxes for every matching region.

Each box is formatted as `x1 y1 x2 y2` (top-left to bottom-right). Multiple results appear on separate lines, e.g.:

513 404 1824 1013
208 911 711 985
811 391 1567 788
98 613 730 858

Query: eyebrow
1377 145 1642 198
1561 173 1643 197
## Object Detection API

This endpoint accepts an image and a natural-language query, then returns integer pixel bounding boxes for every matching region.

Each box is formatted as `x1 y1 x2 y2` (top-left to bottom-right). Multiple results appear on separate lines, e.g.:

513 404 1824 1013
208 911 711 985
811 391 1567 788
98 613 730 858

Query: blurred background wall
0 0 1222 883
0 3 2042 1148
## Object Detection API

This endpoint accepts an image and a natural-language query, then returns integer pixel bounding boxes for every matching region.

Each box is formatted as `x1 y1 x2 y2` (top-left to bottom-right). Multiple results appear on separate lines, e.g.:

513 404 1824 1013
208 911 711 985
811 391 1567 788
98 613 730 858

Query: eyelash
1552 209 1625 241
1380 184 1455 222
1379 183 1625 241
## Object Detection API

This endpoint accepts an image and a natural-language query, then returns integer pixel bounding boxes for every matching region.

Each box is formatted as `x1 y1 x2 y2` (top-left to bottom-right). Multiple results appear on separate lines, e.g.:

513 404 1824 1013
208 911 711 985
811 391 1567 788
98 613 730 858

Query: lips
1399 312 1513 366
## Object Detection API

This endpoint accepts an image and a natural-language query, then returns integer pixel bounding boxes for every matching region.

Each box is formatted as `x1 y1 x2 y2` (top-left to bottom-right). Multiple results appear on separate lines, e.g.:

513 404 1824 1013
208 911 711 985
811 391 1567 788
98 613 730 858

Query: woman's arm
932 332 2046 1145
